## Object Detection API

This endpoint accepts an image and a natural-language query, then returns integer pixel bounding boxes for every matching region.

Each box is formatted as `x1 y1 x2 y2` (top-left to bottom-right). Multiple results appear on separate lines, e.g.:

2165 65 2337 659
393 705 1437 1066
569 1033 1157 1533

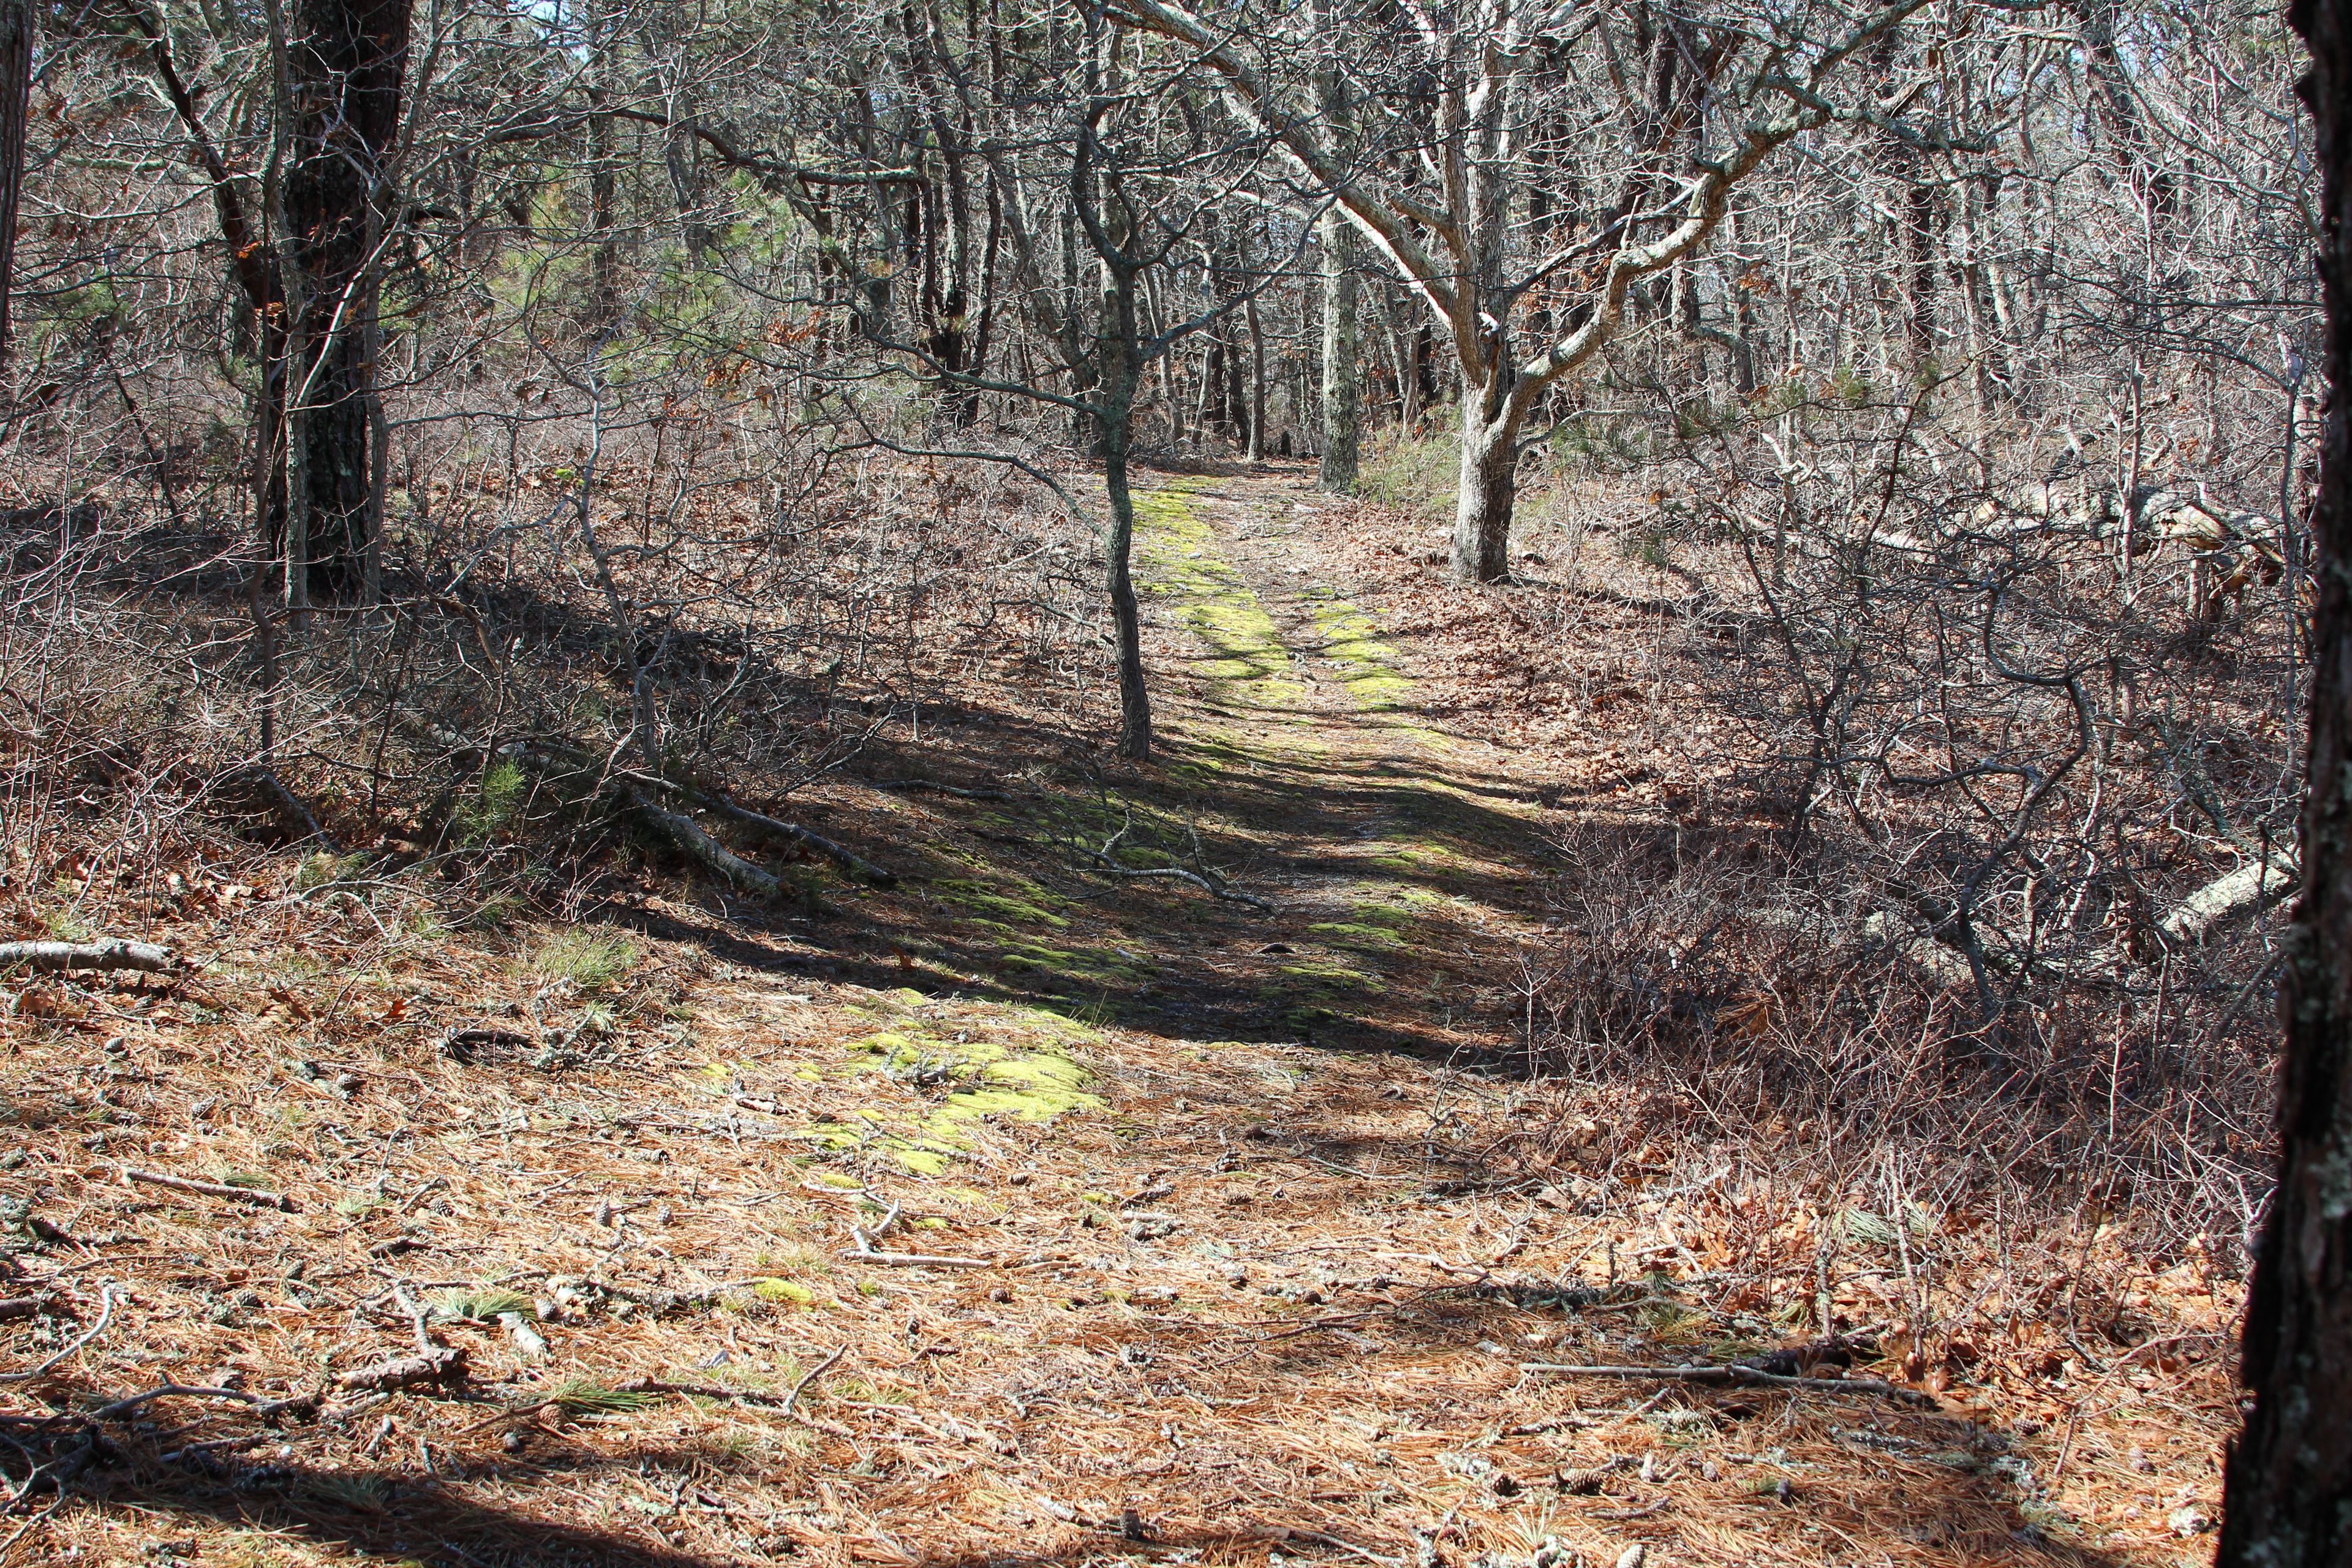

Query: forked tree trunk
2217 0 2352 1558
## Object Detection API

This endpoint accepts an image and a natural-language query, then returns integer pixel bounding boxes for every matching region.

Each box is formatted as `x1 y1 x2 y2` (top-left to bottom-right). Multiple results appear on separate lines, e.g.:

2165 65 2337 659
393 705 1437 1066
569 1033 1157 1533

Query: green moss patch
1306 921 1406 949
1304 595 1415 710
1136 486 1309 710
1279 961 1384 994
932 877 1070 930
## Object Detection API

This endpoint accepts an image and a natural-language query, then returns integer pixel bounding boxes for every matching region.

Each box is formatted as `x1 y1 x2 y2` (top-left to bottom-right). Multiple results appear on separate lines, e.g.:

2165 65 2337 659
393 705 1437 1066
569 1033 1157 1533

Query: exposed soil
0 467 2236 1567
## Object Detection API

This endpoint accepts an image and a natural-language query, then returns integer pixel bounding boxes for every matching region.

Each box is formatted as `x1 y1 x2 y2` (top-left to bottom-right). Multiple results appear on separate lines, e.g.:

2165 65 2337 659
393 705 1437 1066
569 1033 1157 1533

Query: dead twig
0 1286 114 1384
781 1346 846 1415
123 1167 295 1212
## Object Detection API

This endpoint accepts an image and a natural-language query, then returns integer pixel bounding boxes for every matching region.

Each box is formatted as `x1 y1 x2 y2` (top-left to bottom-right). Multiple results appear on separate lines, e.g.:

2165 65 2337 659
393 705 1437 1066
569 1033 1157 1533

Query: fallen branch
0 1286 114 1384
840 1246 995 1269
335 1346 467 1394
620 788 789 899
123 1167 295 1212
464 1353 856 1437
870 777 1015 801
232 764 338 851
0 1298 56 1324
85 1382 320 1423
704 793 899 886
1084 856 1276 911
0 940 177 975
1253 1525 1400 1564
842 1200 995 1268
1518 1361 1934 1404
1082 813 1273 912
611 1376 805 1408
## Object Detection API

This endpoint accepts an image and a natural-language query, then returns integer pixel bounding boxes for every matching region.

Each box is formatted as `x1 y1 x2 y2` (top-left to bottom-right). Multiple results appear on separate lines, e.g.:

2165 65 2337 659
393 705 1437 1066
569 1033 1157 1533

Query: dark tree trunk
1245 291 1267 461
2218 0 2352 1559
281 0 410 602
0 0 30 372
1904 179 1937 361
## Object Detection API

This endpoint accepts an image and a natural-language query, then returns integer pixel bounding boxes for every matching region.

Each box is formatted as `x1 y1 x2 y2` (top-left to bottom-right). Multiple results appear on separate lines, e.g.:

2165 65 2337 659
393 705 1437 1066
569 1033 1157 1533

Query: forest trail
4 472 2214 1568
461 470 2127 1568
1118 469 1558 1055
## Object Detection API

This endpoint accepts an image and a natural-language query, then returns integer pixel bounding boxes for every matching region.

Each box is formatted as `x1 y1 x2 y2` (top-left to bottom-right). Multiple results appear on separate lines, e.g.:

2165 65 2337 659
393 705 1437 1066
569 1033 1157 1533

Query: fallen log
619 788 789 899
0 939 176 975
2162 853 2298 944
429 725 895 895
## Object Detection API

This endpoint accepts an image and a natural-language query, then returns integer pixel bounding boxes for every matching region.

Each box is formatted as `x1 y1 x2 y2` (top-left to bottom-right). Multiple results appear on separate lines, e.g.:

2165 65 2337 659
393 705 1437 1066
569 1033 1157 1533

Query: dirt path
1121 471 1558 1053
549 472 2117 1567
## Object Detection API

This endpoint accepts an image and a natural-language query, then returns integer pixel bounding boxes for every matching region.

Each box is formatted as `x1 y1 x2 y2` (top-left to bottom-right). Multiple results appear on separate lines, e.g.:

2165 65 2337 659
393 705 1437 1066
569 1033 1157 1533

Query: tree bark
2217 0 2352 1559
1452 399 1514 583
1319 209 1359 491
1245 289 1267 462
280 0 412 603
1102 392 1150 758
0 0 31 372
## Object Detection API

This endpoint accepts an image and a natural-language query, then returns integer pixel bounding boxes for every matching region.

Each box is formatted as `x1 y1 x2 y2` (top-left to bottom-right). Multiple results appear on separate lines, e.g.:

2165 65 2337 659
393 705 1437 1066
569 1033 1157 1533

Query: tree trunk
281 0 410 603
588 97 619 321
1319 211 1358 491
1904 179 1937 361
0 0 30 373
2218 0 2352 1559
1452 401 1515 584
1245 291 1267 462
1102 397 1150 759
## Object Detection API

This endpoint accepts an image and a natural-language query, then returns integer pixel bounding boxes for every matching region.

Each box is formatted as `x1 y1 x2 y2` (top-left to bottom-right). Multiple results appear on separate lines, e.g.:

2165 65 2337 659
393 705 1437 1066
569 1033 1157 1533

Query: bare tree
1111 0 1962 581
